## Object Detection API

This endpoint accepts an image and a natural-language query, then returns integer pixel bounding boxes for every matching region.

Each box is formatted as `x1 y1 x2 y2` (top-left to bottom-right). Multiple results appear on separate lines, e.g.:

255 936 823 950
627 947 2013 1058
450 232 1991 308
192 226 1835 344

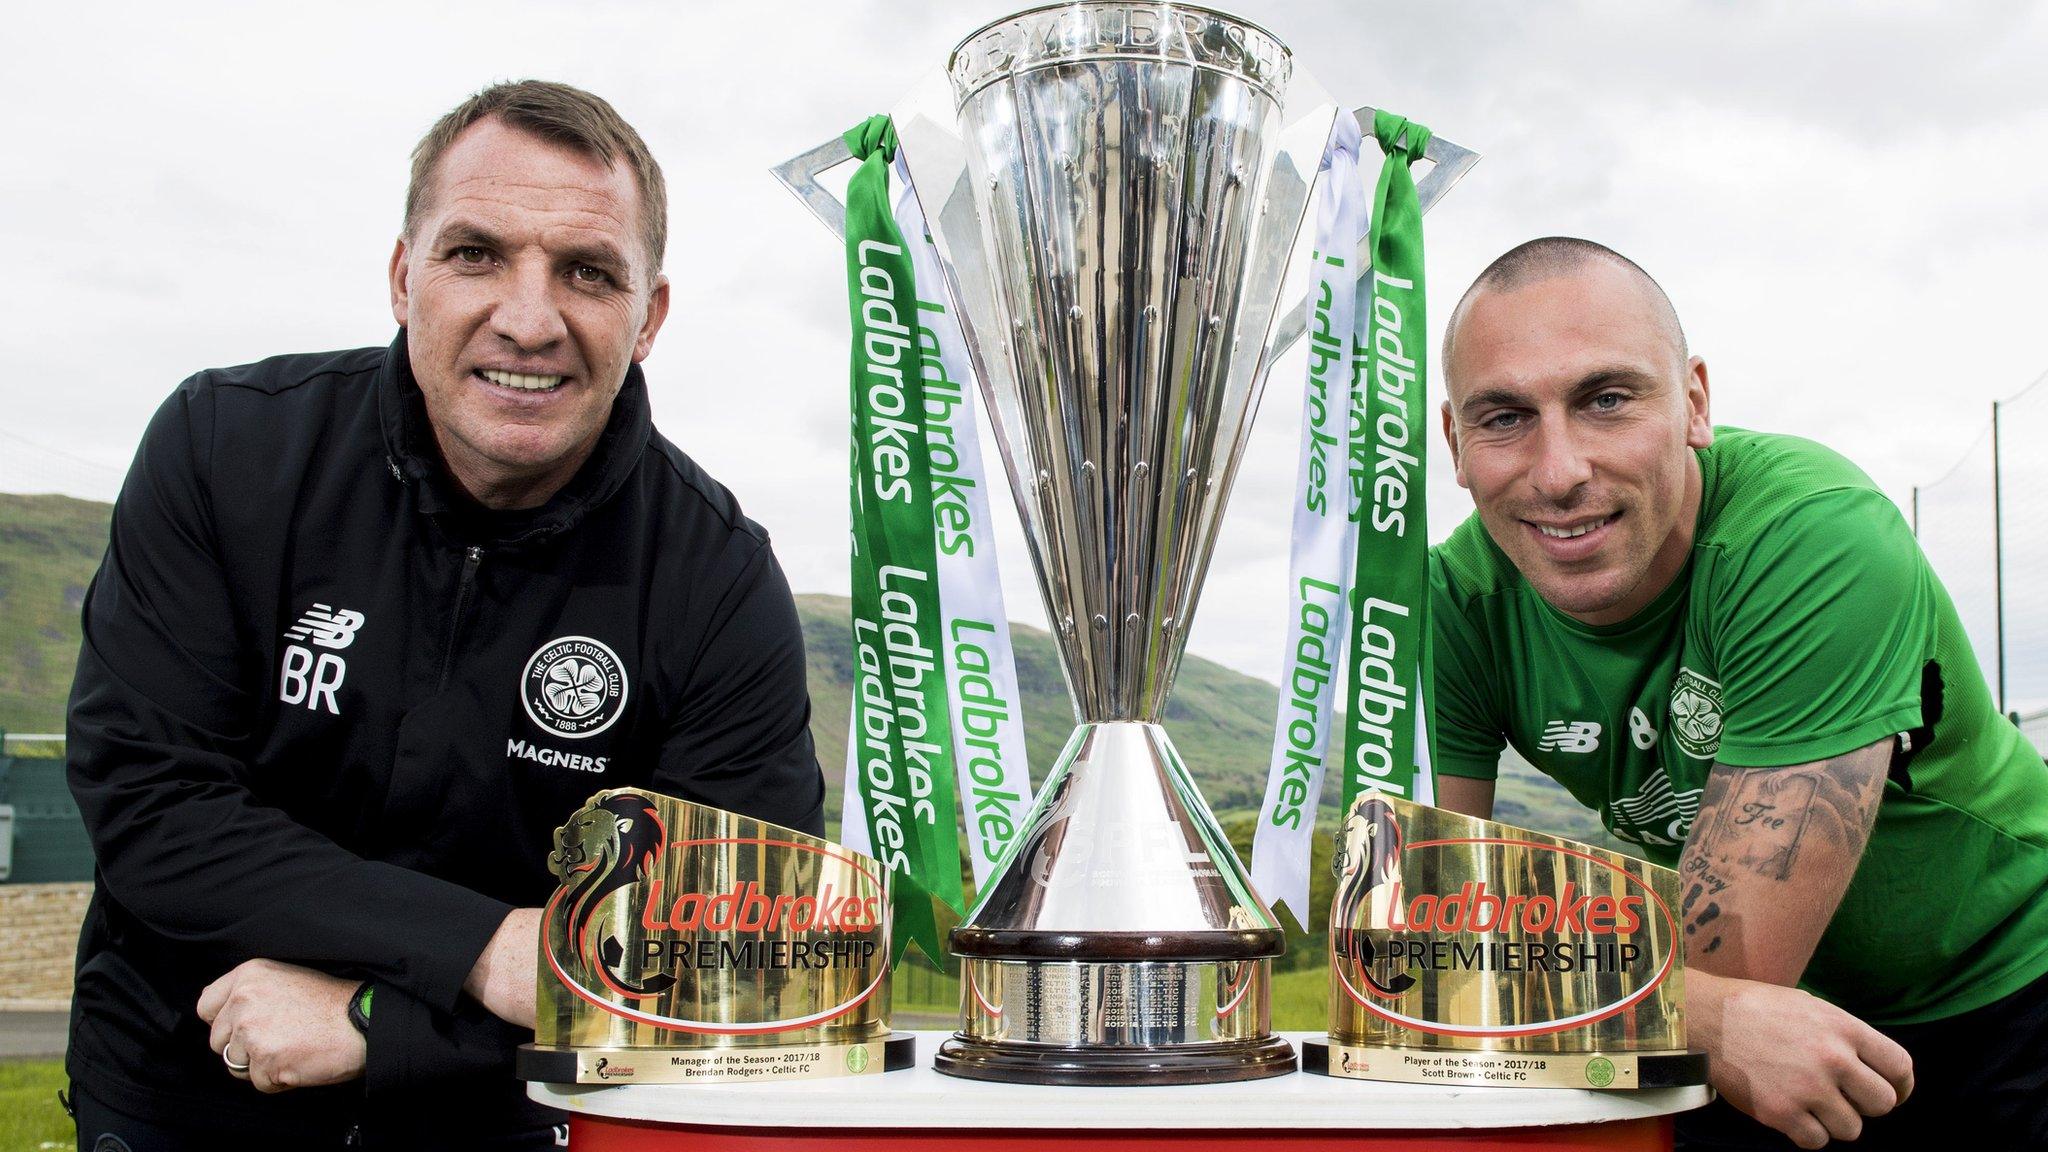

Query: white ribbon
842 155 1035 887
1249 113 1368 930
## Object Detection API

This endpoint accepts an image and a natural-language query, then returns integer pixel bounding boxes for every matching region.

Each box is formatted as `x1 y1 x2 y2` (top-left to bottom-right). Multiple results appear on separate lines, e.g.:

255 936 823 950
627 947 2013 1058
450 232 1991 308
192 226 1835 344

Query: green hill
0 494 109 736
0 494 1629 905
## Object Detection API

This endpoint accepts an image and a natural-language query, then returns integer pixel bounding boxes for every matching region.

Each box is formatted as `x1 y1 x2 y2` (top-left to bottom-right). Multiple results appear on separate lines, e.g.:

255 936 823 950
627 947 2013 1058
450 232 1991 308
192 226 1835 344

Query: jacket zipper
437 545 484 690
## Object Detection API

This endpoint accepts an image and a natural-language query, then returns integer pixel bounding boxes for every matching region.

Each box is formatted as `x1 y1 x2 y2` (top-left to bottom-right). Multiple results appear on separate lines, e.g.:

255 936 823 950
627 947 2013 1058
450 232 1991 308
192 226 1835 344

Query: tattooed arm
1679 739 1889 979
1679 738 1914 1148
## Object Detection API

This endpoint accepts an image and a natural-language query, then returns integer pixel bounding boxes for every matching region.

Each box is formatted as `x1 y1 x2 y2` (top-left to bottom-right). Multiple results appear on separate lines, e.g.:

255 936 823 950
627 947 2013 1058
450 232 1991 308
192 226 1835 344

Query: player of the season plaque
1302 793 1710 1090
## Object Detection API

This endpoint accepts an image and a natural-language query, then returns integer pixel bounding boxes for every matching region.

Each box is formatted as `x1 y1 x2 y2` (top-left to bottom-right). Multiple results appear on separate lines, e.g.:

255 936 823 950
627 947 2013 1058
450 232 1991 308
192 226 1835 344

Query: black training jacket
64 333 825 1147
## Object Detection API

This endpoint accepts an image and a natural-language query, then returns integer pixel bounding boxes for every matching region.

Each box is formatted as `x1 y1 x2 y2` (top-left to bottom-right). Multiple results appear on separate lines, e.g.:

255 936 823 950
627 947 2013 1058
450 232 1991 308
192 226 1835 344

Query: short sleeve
1709 489 1931 767
1430 553 1507 780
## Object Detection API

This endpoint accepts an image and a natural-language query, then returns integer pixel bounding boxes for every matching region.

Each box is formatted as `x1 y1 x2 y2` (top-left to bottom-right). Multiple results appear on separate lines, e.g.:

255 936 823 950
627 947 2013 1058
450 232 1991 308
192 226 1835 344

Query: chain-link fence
1914 371 2048 721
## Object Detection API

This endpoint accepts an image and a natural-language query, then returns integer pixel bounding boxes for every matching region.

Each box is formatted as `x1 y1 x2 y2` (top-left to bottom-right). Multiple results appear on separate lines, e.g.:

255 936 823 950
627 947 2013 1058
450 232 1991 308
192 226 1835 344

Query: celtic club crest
1668 667 1724 760
524 636 629 739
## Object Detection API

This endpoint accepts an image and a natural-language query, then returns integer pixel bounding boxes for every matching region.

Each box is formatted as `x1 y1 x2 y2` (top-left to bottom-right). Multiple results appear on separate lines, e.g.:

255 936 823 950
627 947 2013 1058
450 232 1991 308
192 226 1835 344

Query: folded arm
1679 739 1912 1149
71 384 527 1091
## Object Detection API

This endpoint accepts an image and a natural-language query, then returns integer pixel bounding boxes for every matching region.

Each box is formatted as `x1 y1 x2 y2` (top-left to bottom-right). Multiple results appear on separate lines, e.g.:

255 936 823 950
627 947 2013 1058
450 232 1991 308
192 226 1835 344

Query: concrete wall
0 882 89 1010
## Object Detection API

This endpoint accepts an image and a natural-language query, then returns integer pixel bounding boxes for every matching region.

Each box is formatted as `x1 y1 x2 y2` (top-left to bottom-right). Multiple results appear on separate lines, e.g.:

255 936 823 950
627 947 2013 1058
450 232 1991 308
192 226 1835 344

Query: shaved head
1444 238 1687 390
1436 236 1712 626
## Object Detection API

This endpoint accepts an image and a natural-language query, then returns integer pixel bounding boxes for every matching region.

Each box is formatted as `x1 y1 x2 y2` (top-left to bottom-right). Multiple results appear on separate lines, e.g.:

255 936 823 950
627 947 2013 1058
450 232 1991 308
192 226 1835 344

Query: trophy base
1302 1038 1709 1090
935 1033 1297 1086
935 952 1293 1085
517 1033 917 1084
939 721 1295 1085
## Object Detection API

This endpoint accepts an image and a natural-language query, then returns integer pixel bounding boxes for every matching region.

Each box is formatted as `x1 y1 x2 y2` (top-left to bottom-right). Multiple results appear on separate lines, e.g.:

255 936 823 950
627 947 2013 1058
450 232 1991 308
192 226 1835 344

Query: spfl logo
523 636 629 739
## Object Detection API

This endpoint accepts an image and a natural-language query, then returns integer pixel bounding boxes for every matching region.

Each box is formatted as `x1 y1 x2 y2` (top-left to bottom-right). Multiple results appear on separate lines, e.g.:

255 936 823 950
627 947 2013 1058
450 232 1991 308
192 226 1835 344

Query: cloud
1 0 2042 693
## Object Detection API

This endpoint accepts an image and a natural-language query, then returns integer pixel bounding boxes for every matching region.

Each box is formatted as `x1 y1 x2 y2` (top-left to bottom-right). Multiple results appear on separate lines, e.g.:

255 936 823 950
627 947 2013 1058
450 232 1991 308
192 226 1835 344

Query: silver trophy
777 1 1474 1084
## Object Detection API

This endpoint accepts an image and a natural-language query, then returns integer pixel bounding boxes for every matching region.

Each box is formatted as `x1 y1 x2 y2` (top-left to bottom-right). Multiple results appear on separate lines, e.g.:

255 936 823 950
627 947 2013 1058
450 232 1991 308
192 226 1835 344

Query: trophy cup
776 1 1474 1084
923 6 1312 1084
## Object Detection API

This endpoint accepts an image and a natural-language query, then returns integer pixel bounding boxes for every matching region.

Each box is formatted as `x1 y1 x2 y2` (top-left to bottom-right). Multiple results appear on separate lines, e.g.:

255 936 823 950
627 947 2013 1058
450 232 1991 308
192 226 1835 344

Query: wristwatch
346 981 374 1036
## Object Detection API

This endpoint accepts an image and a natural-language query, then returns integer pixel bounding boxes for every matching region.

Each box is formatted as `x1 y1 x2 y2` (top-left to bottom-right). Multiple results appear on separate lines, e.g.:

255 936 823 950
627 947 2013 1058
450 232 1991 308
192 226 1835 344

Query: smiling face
1441 258 1711 625
389 117 669 510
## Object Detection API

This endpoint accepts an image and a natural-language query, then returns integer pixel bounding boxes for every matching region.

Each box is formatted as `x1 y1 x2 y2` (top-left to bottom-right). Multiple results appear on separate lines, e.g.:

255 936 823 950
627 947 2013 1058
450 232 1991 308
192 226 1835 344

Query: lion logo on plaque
555 792 676 999
1330 798 1415 997
517 789 914 1084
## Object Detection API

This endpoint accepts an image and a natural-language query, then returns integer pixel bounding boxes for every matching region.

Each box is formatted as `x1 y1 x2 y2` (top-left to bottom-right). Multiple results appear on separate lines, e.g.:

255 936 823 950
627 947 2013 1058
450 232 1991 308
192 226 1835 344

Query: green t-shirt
1431 427 2048 1024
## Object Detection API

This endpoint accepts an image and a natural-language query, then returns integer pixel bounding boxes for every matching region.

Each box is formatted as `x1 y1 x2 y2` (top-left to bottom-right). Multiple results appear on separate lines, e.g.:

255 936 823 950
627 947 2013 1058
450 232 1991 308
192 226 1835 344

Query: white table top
530 1032 1712 1131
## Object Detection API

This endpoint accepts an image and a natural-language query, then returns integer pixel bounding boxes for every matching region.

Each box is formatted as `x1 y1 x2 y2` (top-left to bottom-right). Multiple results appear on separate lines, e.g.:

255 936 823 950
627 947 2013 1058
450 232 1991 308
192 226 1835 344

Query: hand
464 907 541 1029
1688 970 1914 1148
197 959 366 1094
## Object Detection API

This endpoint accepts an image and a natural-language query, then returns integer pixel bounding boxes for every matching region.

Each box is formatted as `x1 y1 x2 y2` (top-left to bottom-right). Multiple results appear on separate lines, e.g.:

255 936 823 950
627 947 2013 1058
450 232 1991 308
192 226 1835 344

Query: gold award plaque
516 789 914 1084
1305 793 1709 1090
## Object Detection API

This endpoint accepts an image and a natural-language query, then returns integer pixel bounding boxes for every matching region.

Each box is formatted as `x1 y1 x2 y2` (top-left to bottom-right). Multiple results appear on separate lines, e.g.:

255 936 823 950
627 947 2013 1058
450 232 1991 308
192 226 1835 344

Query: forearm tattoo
1679 740 1891 958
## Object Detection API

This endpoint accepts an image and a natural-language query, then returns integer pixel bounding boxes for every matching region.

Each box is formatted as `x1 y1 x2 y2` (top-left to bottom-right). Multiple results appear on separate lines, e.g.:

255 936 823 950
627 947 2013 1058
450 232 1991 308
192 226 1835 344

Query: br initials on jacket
279 603 365 715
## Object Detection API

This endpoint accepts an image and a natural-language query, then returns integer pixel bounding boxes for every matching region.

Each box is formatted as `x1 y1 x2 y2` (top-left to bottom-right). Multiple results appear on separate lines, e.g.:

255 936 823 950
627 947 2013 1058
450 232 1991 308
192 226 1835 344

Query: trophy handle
1396 108 1482 219
1262 107 1479 359
770 136 856 239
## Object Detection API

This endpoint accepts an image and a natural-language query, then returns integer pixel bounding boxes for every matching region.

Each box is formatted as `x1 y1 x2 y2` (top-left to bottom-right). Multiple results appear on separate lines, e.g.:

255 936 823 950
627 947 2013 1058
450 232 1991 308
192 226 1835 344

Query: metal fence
0 733 90 883
2021 708 2048 751
1913 371 2048 718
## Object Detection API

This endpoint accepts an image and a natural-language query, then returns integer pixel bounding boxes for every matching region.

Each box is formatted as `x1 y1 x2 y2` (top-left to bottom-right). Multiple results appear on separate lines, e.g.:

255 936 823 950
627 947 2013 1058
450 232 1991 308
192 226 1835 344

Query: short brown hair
404 80 667 274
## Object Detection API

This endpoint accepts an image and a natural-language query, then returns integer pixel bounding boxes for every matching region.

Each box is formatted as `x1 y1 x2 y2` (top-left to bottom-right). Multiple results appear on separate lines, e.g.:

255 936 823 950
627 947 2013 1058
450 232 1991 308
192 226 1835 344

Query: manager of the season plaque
517 789 915 1084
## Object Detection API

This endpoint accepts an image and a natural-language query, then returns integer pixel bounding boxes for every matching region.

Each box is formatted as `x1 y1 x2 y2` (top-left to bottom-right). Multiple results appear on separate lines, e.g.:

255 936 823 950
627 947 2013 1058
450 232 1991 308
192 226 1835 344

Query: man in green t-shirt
1431 237 2048 1150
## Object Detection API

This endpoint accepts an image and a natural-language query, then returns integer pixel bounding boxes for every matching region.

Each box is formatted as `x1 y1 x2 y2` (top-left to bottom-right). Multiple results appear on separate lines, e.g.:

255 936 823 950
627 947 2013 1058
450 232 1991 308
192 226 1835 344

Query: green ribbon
842 114 965 966
1341 110 1437 814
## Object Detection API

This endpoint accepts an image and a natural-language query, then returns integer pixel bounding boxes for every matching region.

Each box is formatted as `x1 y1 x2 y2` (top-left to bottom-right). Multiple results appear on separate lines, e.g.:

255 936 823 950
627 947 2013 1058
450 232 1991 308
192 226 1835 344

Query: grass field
1269 965 1329 1029
0 1061 71 1151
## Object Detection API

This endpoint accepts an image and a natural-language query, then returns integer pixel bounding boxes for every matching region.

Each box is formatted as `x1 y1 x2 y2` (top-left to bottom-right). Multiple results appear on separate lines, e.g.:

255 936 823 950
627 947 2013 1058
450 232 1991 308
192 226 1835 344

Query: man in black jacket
65 80 825 1149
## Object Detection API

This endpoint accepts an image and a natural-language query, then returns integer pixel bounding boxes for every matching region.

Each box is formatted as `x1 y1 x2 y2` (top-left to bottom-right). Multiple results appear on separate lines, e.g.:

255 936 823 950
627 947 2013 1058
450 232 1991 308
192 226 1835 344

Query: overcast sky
3 0 2044 706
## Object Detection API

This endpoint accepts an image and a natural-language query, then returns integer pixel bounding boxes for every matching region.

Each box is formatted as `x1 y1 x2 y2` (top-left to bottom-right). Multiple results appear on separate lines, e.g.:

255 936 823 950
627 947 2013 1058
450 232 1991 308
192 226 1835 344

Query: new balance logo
284 605 365 650
280 604 364 715
1538 720 1602 753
